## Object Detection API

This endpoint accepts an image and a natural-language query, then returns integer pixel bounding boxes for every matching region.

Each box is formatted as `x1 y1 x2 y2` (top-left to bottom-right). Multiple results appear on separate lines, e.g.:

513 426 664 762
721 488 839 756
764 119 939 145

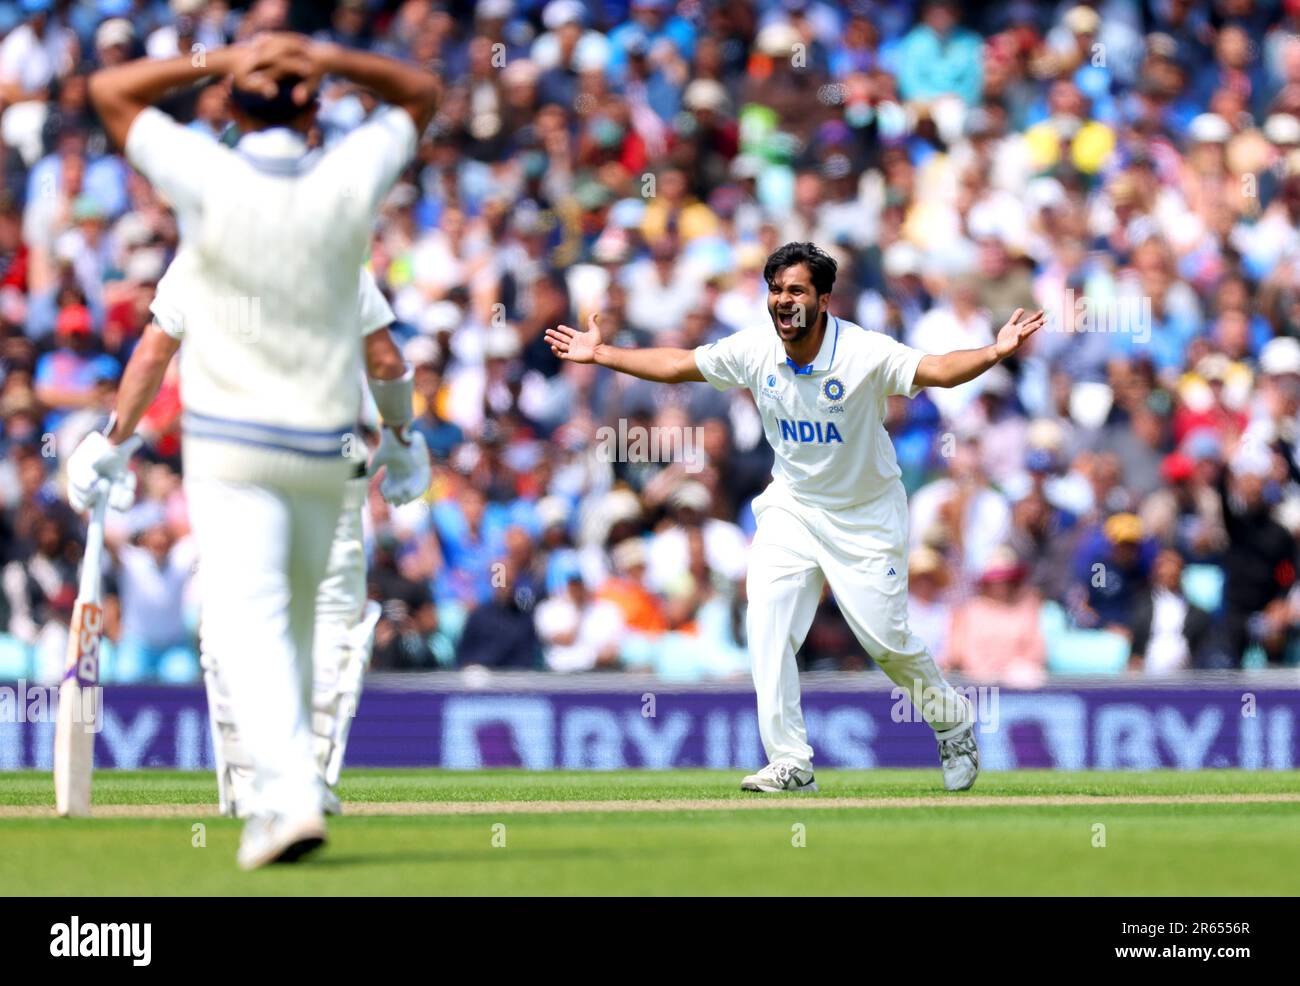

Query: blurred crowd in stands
3 0 1300 684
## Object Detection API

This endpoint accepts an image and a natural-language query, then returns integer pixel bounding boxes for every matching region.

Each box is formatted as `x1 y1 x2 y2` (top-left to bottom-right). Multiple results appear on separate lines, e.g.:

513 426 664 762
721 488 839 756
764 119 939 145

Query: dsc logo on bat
75 604 103 685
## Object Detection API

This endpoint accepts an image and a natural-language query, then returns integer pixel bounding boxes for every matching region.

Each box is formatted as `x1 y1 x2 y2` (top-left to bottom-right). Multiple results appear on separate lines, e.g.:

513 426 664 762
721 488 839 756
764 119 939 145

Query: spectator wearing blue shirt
32 302 119 431
896 0 983 106
606 0 696 79
1070 512 1158 631
431 485 526 604
455 557 541 669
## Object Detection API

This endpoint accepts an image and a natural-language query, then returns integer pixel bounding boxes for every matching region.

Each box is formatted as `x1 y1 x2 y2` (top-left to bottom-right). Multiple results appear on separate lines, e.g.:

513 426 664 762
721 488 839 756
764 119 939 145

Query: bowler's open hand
993 308 1046 360
545 314 603 364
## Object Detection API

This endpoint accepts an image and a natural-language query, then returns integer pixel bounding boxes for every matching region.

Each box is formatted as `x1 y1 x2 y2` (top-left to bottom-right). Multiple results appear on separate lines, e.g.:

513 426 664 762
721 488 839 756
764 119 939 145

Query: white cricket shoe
936 719 980 791
740 762 819 793
237 812 327 871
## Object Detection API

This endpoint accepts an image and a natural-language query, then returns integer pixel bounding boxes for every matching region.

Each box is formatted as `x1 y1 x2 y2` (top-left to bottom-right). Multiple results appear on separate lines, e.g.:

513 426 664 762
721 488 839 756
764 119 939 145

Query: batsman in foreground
66 34 438 867
546 242 1045 792
147 255 423 819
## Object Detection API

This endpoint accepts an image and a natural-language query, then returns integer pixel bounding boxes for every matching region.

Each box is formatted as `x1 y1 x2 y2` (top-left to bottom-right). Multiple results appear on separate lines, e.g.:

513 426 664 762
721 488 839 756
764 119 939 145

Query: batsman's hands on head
67 432 141 513
545 313 603 364
233 32 321 105
369 426 431 506
993 308 1046 360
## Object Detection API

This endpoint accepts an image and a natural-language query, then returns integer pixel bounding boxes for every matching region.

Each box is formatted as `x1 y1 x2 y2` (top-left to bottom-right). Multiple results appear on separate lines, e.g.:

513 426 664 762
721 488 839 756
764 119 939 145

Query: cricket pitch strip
4 791 1299 819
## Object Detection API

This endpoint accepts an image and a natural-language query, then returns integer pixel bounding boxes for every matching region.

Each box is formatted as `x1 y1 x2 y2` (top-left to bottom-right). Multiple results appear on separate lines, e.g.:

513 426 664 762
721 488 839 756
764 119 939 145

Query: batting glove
67 432 139 513
369 426 431 506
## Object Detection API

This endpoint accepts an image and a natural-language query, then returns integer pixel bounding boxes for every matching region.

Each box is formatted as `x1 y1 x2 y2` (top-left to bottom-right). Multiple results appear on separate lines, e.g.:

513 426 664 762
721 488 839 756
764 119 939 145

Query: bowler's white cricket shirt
125 105 415 484
694 315 924 510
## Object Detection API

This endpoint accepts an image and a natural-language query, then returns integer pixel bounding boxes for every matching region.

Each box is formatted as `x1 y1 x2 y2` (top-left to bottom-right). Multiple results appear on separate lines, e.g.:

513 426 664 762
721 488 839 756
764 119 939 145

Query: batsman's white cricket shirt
125 106 415 486
152 255 396 341
694 315 924 511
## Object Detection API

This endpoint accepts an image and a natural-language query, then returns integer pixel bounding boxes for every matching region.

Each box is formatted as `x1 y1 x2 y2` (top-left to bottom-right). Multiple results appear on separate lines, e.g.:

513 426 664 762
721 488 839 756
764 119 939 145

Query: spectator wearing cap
614 19 682 125
1172 353 1250 446
896 1 983 107
1215 439 1297 666
597 536 667 636
455 556 542 669
1139 448 1227 562
93 17 136 69
1050 5 1119 124
1247 337 1300 446
1069 512 1158 632
678 78 739 193
743 22 826 141
1257 115 1300 213
56 195 113 313
945 545 1047 686
531 0 611 107
1128 547 1214 673
32 302 119 431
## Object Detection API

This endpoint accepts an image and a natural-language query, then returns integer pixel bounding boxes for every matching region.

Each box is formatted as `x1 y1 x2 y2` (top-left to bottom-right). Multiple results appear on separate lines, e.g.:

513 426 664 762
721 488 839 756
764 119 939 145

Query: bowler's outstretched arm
545 314 705 384
913 307 1045 389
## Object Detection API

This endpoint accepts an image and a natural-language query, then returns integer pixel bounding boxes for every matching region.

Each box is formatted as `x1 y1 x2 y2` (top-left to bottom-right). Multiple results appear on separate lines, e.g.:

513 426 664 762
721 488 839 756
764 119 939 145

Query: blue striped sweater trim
182 411 350 458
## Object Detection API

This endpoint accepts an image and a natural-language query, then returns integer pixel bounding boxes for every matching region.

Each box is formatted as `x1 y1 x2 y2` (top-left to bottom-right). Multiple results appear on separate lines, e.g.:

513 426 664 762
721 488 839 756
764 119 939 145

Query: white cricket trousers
186 475 345 817
746 480 967 771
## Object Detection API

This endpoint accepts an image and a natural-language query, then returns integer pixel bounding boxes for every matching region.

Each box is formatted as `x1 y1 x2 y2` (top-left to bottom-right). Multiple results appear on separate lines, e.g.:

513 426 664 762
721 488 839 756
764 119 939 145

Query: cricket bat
54 481 110 817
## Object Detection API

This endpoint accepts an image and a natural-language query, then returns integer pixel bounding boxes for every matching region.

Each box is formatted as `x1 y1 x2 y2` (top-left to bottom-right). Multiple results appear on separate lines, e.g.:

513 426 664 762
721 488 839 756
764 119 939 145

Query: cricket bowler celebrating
545 242 1044 792
66 34 438 867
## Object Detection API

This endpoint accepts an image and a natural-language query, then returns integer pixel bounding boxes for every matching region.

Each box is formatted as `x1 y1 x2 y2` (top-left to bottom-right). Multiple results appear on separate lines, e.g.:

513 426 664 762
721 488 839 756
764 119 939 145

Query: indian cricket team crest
821 376 847 403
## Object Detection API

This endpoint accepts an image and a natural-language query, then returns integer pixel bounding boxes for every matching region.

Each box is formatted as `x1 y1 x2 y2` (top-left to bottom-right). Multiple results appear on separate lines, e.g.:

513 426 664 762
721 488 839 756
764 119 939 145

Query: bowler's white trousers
746 479 966 771
186 474 344 817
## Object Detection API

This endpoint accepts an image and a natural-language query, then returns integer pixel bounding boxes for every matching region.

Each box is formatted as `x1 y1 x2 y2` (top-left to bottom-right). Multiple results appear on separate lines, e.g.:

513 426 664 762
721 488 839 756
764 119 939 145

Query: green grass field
3 769 1299 895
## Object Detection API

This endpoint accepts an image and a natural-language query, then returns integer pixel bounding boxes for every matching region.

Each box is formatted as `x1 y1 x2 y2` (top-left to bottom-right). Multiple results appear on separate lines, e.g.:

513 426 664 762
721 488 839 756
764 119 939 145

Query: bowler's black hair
763 241 837 296
230 76 318 126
